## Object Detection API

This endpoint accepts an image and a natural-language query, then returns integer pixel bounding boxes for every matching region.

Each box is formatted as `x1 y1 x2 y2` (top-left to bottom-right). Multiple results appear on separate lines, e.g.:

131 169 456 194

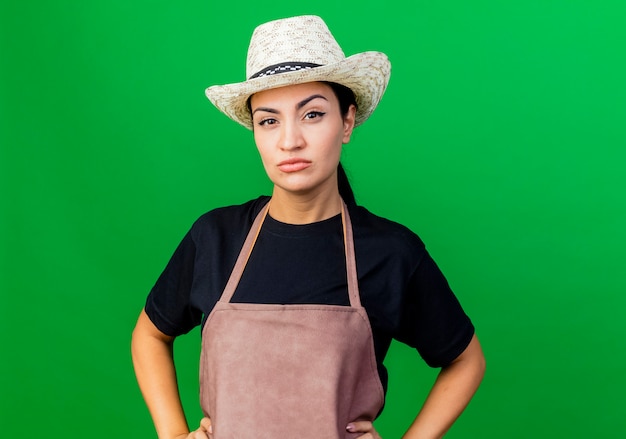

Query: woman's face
250 82 356 198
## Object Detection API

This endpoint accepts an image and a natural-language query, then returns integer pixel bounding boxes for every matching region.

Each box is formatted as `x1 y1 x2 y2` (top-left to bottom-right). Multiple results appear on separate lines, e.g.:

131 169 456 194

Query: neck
268 188 342 224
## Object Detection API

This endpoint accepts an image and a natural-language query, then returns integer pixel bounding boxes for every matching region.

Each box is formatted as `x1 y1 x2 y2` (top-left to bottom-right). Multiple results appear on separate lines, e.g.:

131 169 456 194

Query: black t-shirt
145 196 474 392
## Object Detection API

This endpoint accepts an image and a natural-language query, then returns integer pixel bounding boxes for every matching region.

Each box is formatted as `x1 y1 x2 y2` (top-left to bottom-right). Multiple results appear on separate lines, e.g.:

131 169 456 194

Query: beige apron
200 201 384 438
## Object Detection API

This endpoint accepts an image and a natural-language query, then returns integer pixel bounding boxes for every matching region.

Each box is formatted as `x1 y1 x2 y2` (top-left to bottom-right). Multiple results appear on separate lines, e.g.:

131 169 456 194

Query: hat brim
205 51 391 130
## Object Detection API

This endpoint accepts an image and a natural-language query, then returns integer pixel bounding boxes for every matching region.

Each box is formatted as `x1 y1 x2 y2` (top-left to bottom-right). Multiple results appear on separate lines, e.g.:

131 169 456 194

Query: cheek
253 133 270 162
253 138 280 181
325 128 345 158
255 147 272 170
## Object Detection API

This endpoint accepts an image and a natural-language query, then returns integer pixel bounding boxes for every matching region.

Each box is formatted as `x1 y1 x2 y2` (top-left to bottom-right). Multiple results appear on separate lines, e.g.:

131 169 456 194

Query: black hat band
249 62 322 80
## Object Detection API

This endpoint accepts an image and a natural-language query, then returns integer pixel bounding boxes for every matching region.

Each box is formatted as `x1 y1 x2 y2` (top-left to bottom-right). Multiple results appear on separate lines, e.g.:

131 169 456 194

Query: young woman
132 15 485 439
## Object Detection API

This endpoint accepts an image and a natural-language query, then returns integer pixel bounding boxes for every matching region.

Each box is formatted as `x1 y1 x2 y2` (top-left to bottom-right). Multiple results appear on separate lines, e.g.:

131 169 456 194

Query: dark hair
324 82 358 206
323 81 356 117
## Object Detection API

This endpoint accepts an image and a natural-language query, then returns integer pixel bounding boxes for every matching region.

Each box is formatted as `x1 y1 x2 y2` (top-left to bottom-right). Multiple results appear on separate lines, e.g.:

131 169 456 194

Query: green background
2 1 625 437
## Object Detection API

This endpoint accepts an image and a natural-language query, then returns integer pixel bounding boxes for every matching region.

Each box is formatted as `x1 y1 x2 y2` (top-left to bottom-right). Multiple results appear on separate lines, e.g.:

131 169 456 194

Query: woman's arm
346 335 484 439
131 309 201 439
402 334 485 439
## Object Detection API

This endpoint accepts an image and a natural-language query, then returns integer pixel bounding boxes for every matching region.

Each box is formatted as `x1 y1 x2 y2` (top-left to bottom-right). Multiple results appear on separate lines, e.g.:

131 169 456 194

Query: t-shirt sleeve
395 252 475 368
144 230 203 336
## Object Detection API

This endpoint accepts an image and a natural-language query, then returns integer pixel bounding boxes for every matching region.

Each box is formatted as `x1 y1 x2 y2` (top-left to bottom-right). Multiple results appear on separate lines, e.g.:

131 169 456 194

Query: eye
258 118 278 126
304 111 326 120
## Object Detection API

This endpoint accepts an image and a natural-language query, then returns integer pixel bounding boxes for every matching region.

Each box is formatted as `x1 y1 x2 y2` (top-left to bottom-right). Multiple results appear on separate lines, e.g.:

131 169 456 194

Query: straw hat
205 15 391 130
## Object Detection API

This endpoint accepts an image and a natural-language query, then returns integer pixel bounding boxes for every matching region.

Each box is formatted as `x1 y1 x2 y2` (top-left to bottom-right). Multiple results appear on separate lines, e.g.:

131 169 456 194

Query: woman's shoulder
190 195 271 235
352 205 424 244
351 204 426 263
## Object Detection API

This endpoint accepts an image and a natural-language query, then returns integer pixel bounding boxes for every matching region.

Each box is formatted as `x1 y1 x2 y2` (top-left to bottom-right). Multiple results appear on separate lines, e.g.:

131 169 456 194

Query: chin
271 172 336 196
277 185 316 195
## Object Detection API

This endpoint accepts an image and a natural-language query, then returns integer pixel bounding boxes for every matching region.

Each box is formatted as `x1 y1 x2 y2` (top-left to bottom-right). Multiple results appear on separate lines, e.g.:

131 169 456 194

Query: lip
277 158 312 173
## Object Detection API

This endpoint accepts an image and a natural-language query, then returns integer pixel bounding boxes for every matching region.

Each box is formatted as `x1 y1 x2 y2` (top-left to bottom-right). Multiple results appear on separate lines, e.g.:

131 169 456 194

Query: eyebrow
251 94 328 116
297 94 328 109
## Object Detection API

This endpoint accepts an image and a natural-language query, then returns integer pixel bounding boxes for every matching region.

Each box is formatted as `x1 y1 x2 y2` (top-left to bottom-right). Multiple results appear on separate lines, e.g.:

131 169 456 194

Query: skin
131 81 485 438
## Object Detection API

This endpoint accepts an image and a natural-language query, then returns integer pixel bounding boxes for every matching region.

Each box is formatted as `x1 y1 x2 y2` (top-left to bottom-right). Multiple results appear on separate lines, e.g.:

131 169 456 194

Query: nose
278 120 305 151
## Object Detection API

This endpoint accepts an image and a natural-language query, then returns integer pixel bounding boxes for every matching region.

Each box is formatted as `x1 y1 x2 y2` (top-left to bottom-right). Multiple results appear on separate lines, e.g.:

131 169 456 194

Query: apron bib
200 201 384 438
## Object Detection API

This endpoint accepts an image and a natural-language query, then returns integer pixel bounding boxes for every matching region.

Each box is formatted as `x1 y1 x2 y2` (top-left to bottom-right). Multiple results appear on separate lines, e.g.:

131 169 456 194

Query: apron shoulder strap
220 201 270 303
341 201 361 307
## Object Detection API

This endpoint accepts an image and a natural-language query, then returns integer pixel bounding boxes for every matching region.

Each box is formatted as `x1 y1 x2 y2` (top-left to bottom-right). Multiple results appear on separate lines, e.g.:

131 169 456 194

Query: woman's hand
174 417 212 439
346 421 382 438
